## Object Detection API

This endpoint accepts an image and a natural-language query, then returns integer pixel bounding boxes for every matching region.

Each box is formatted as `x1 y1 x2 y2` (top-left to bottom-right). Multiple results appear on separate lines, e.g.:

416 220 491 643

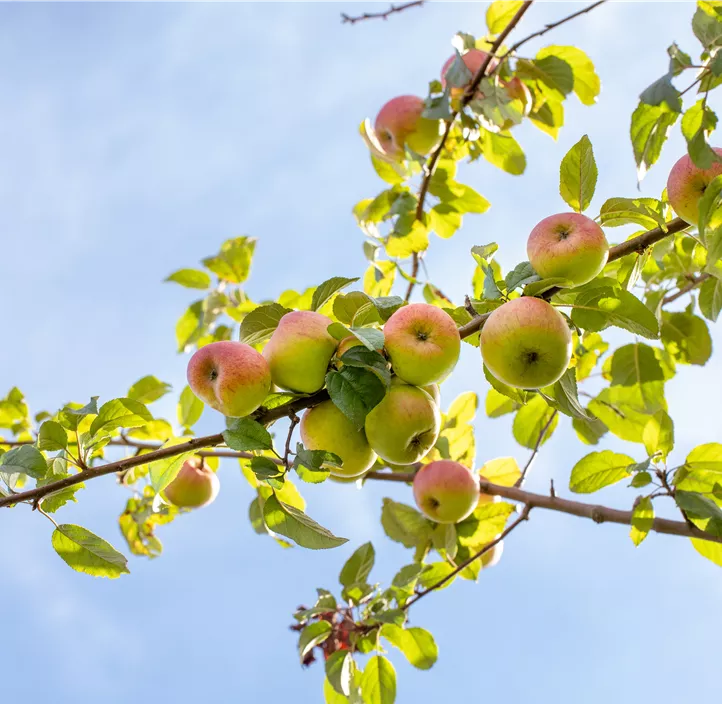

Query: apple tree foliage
4 2 722 702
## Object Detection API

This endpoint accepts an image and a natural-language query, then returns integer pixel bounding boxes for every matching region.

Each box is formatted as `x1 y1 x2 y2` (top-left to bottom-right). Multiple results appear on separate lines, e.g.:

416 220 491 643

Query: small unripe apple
481 297 572 389
263 311 338 393
667 148 722 225
187 341 272 417
365 383 440 465
527 213 609 287
441 49 498 98
374 95 442 160
384 303 461 386
300 400 377 478
163 458 220 509
413 460 480 524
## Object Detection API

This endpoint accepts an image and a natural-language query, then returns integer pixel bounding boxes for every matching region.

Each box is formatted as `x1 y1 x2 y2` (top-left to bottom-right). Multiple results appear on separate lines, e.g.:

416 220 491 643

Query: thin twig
363 472 722 545
662 273 711 305
284 414 300 470
404 253 421 302
515 410 558 488
341 1 423 25
403 505 532 610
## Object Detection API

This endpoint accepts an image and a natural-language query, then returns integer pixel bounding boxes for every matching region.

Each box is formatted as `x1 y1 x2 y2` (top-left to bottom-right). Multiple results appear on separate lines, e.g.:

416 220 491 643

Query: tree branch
341 1 423 25
662 273 711 305
0 217 693 510
458 216 691 338
364 470 722 545
403 504 532 609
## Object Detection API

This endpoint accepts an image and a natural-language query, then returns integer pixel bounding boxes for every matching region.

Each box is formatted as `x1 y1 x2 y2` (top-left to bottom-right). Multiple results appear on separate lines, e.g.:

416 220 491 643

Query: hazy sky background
2 2 721 702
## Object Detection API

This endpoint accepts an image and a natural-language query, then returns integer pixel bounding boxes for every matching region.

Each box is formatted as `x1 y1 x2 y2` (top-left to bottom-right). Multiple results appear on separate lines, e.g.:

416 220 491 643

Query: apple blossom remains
4 1 722 701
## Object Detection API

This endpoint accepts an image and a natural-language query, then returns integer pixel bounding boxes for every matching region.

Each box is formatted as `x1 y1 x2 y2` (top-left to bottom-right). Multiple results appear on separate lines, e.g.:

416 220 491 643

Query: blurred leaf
537 45 600 106
681 99 720 169
326 651 354 696
699 276 722 321
202 236 255 284
456 501 515 546
148 439 194 493
643 410 674 459
381 625 438 670
661 312 712 365
630 102 679 181
512 395 558 449
486 1 524 33
0 445 47 479
127 375 172 405
52 524 129 578
165 268 211 290
478 129 526 175
298 621 332 661
38 421 68 452
175 300 205 352
598 197 666 229
178 385 203 429
381 498 433 549
480 457 520 487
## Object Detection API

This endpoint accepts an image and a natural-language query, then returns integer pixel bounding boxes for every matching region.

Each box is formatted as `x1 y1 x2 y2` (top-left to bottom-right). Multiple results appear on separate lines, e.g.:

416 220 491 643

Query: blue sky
2 2 721 702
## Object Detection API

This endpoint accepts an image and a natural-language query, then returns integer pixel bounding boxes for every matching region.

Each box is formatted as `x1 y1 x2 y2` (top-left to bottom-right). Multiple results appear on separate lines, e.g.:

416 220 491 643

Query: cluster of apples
367 48 531 163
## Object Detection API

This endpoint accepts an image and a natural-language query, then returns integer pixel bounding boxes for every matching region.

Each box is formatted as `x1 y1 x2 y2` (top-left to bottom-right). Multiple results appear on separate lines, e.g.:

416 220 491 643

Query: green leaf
676 490 722 537
609 343 665 386
446 391 478 426
380 498 432 549
178 385 204 429
643 410 674 459
456 501 515 547
326 367 386 429
569 450 635 493
298 621 333 661
546 368 591 421
699 175 722 242
326 651 354 697
446 183 490 214
598 197 666 229
537 45 600 106
201 236 255 284
699 276 722 322
566 286 659 339
631 471 653 488
263 494 348 549
486 0 524 33
381 625 438 670
250 456 283 485
478 129 526 175
51 524 129 578
361 656 396 704
165 268 211 290
693 1 722 50
339 541 375 587
89 398 152 438
630 102 679 181
667 42 693 76
239 303 292 346
573 413 608 445
148 439 195 493
630 497 654 546
175 300 205 352
333 291 381 327
312 277 360 312
691 536 722 567
505 261 539 291
293 443 339 483
640 73 682 112
57 397 99 431
588 384 666 443
418 561 457 589
559 134 597 212
512 395 558 449
372 296 405 322
480 457 521 487
392 563 424 588
127 375 172 405
340 347 389 384
517 55 573 100
223 418 274 452
428 203 462 239
38 421 68 452
0 445 47 479
485 388 518 418
681 99 720 169
660 312 712 365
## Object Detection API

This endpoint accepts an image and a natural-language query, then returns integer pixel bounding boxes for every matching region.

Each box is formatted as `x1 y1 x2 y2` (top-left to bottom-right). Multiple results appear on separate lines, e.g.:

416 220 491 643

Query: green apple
527 212 609 287
365 383 440 465
300 400 377 478
481 297 572 389
667 148 722 225
422 383 441 406
163 458 220 509
263 311 338 393
373 95 442 160
187 340 271 417
384 303 461 386
413 459 480 524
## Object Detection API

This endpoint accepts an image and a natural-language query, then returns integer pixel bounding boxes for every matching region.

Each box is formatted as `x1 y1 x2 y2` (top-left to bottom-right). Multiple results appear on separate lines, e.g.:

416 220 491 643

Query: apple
163 458 220 509
480 297 572 389
374 95 442 160
441 48 498 98
365 383 441 465
527 212 609 287
384 303 461 385
335 335 384 366
263 311 338 394
413 460 480 524
187 340 272 417
422 383 441 406
300 400 377 478
667 148 722 225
